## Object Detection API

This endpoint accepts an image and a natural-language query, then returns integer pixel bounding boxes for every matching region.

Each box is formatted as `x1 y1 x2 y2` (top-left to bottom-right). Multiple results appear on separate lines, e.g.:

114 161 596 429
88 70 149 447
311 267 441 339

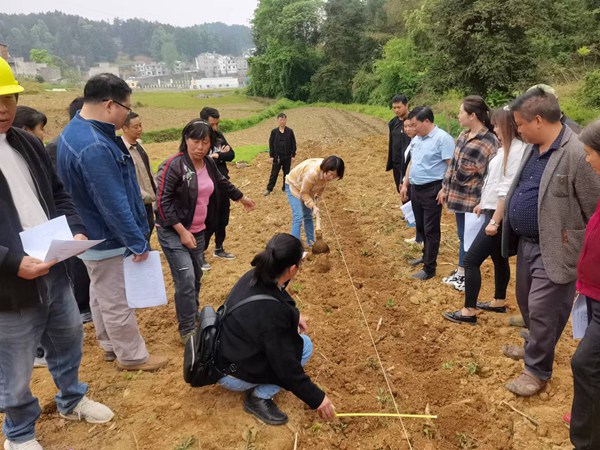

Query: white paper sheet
123 251 168 308
572 294 589 339
464 213 486 252
19 215 104 262
400 201 415 226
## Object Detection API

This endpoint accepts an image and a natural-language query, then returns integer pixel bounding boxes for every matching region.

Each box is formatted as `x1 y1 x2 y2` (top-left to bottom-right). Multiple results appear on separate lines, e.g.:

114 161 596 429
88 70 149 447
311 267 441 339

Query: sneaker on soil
201 261 211 271
116 354 168 372
59 396 114 424
103 351 117 362
80 311 93 324
450 275 465 292
263 190 271 196
4 438 43 450
214 248 236 260
442 269 460 285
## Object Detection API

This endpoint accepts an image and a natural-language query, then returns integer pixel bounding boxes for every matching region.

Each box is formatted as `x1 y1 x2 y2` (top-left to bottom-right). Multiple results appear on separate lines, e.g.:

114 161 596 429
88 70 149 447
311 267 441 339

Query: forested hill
0 12 253 66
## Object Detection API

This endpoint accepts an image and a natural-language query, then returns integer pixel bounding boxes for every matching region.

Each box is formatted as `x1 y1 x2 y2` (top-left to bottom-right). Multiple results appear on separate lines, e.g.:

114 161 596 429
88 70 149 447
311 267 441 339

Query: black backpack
183 294 280 387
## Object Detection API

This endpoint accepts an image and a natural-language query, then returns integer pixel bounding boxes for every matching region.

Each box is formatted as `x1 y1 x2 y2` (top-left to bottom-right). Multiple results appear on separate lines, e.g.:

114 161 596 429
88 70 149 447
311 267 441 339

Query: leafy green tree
29 48 54 64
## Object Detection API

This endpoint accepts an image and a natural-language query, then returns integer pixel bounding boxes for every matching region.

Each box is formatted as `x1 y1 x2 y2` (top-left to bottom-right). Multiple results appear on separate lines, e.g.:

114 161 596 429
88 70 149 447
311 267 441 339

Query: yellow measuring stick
335 413 438 419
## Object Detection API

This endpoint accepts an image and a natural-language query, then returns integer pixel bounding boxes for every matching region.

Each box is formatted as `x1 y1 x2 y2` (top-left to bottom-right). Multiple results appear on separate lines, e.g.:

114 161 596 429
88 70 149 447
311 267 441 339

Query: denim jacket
57 113 149 255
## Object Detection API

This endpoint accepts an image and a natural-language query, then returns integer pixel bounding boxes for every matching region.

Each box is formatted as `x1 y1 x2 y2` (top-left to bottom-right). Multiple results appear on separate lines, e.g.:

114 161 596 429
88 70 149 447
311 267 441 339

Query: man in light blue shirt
400 106 455 279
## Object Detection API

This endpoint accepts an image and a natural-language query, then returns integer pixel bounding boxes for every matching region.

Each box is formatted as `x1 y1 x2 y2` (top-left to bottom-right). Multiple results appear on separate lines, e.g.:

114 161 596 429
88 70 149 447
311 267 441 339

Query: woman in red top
570 119 600 450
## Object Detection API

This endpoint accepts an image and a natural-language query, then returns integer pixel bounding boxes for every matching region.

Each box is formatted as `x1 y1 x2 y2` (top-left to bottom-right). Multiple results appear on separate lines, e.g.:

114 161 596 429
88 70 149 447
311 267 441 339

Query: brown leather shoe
506 371 546 396
502 344 525 360
116 355 168 372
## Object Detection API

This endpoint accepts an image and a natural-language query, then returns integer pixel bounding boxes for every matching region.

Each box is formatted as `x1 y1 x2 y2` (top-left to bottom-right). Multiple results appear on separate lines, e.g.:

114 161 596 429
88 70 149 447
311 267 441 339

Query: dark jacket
0 127 86 311
269 127 296 160
217 269 325 409
386 116 411 172
45 136 59 169
211 130 235 179
155 152 243 233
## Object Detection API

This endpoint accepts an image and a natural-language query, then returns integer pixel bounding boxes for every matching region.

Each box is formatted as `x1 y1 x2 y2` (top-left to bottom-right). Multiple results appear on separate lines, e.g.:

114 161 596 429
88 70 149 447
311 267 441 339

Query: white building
190 77 239 90
133 62 168 77
195 53 221 78
88 62 120 78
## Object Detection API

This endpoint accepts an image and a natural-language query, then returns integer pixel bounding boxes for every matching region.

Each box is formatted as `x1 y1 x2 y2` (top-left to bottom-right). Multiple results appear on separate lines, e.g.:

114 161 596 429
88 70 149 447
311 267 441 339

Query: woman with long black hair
216 233 335 425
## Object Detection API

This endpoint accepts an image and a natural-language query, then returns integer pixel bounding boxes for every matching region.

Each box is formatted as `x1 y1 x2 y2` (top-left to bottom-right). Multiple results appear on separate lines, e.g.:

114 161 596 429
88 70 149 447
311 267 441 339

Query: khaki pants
84 256 148 365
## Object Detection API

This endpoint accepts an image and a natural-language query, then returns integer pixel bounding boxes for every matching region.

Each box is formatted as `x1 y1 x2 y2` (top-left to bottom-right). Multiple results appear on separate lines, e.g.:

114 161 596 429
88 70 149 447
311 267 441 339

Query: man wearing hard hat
0 57 114 450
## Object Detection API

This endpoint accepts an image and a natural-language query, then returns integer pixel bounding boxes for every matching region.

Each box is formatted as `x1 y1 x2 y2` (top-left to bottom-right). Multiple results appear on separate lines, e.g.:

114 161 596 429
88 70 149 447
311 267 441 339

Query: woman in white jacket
443 107 526 325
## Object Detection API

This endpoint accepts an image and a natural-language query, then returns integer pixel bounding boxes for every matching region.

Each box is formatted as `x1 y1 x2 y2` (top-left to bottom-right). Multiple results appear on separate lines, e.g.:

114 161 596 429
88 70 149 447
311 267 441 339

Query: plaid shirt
442 127 498 212
285 158 326 209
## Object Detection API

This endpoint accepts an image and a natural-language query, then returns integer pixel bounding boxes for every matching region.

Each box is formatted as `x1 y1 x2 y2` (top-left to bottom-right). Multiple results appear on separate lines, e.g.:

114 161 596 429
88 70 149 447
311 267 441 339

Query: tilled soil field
10 107 576 449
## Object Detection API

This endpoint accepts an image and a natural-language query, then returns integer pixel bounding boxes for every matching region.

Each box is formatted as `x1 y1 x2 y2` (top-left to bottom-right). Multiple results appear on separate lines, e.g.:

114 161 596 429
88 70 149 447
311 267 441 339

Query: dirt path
12 107 575 449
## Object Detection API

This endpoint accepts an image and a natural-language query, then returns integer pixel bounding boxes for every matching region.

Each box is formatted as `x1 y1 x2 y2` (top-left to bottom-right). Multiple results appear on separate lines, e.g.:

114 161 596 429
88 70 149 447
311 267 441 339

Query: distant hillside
0 12 254 67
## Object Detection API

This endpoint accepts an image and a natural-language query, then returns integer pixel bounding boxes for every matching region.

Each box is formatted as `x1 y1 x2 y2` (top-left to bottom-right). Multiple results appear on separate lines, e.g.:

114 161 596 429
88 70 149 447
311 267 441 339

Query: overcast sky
3 1 259 27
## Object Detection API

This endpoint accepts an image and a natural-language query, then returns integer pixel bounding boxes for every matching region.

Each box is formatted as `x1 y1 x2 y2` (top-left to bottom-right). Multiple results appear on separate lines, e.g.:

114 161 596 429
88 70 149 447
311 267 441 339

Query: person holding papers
155 120 255 343
569 120 600 449
58 73 168 372
0 57 113 450
442 107 525 325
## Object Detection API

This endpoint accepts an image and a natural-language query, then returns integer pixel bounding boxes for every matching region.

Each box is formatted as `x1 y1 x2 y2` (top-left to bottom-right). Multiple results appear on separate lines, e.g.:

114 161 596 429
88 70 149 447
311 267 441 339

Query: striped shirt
285 158 326 209
442 127 498 212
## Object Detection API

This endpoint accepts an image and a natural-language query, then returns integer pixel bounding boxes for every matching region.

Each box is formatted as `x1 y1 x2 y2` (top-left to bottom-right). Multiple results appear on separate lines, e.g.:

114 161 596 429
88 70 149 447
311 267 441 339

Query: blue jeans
157 226 204 336
285 184 315 246
218 334 313 399
0 264 87 443
455 212 465 267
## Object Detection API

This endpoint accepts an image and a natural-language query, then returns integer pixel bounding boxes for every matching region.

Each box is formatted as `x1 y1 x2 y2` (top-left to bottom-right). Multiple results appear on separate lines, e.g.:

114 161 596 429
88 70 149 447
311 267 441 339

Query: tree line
248 0 600 106
0 12 254 68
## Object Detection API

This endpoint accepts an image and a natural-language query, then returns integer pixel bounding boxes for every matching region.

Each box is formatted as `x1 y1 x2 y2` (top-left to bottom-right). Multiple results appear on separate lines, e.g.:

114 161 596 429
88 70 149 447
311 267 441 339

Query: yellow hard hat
0 57 25 96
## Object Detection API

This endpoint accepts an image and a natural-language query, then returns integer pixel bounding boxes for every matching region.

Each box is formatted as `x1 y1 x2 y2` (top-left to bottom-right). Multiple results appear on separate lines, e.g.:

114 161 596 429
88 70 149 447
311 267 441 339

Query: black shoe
408 257 424 266
281 186 286 192
244 393 288 425
214 248 236 260
411 269 435 280
476 301 507 313
442 310 477 325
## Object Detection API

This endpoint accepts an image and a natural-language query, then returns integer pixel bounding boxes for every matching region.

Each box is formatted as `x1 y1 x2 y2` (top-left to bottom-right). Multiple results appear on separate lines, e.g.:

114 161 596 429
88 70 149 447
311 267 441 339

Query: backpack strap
224 294 280 317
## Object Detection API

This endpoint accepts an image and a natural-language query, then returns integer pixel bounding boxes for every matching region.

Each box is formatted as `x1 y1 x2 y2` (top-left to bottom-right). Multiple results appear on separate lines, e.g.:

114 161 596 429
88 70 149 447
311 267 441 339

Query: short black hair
320 155 345 179
277 112 287 119
83 73 132 104
200 107 220 120
68 96 85 120
13 106 47 130
407 105 433 123
391 94 409 105
510 88 561 123
123 111 140 127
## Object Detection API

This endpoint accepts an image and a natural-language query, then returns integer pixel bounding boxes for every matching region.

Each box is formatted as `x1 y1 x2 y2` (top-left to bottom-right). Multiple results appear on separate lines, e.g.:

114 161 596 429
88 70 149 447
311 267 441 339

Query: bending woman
442 107 526 325
285 156 345 246
217 233 335 425
155 120 255 342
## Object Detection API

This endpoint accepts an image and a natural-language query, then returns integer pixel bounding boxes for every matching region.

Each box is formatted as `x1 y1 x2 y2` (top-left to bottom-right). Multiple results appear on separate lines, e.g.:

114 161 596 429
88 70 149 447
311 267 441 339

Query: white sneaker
451 275 465 292
404 237 417 244
442 269 460 284
59 396 114 424
33 357 47 368
4 439 43 450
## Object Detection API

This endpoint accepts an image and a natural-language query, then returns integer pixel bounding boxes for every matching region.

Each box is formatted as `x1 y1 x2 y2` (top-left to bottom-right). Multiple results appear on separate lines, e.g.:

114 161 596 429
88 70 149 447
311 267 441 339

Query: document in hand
19 215 104 262
123 251 168 308
464 213 486 253
400 201 415 226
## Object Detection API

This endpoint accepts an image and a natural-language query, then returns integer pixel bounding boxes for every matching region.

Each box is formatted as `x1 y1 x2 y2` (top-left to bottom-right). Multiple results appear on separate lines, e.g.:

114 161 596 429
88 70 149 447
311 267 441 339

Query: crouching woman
216 233 335 425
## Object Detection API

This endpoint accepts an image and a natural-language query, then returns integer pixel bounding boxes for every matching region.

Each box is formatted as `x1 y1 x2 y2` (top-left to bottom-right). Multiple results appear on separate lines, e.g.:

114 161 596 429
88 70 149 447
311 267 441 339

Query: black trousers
64 257 90 314
571 296 600 450
266 157 292 192
392 165 402 193
145 203 155 236
204 189 231 251
463 210 510 308
411 180 443 274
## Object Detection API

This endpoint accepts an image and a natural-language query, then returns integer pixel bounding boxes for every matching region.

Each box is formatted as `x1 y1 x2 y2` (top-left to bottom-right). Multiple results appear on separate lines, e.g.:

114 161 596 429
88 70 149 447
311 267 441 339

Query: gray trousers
516 240 575 380
84 256 149 365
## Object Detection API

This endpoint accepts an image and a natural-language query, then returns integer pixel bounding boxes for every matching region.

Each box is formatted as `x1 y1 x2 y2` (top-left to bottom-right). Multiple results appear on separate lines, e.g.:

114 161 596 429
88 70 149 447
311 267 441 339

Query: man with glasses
58 73 168 372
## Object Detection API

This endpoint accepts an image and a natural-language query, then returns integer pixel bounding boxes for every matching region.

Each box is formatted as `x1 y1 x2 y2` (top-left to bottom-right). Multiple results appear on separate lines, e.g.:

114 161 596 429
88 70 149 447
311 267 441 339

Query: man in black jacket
386 94 411 192
0 58 113 450
264 113 296 196
200 107 236 264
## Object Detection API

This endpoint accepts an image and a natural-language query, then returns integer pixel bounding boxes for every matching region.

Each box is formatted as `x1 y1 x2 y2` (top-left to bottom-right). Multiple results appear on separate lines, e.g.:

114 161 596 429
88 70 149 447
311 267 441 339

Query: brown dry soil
9 108 577 450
